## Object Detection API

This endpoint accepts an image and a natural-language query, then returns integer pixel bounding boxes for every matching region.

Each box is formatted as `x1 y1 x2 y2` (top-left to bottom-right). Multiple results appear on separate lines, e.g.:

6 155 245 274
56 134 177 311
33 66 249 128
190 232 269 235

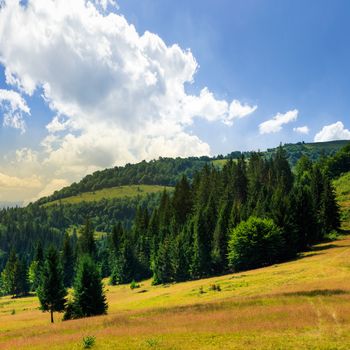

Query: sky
0 0 350 203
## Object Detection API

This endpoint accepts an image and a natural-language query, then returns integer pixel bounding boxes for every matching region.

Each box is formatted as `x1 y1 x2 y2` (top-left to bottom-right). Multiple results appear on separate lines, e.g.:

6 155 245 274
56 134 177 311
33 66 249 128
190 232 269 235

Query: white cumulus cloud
224 100 257 126
293 125 309 135
0 89 30 133
0 0 257 186
314 121 350 142
259 109 298 134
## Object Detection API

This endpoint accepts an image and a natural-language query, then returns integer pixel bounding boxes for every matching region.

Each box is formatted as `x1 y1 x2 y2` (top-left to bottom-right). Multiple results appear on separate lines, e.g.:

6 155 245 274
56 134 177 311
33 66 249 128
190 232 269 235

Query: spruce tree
78 219 96 258
37 246 66 323
72 255 107 317
152 237 173 284
62 233 75 288
320 176 340 234
1 250 18 297
211 198 231 273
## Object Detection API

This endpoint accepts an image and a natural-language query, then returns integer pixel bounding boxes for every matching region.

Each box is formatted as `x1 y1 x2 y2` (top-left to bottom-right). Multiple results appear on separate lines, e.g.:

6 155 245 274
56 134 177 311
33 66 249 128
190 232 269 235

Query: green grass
2 237 350 349
334 172 350 230
212 159 229 167
44 185 173 206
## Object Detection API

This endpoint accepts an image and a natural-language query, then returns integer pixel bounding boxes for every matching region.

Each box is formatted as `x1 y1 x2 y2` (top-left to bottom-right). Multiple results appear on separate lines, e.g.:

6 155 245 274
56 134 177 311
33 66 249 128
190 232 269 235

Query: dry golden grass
1 236 350 349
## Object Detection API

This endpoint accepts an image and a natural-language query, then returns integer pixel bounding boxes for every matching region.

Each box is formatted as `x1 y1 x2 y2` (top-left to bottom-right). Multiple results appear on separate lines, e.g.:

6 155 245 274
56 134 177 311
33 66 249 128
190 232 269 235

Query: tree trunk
50 309 54 323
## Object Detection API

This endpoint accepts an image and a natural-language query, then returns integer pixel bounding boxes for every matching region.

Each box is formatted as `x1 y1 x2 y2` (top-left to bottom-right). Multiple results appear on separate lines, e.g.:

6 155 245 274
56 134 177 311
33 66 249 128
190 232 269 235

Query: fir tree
71 255 107 317
37 246 66 323
62 233 75 288
1 250 17 297
78 219 96 258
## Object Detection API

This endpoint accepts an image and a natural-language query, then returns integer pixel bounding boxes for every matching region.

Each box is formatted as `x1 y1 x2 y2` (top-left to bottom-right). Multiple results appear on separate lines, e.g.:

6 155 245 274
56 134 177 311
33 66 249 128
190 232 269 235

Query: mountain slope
38 140 349 206
43 185 173 207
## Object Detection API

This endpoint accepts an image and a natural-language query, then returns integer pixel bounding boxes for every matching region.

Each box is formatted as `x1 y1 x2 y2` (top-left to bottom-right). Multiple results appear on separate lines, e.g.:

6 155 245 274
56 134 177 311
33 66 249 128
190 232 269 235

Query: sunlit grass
43 185 173 206
2 236 350 349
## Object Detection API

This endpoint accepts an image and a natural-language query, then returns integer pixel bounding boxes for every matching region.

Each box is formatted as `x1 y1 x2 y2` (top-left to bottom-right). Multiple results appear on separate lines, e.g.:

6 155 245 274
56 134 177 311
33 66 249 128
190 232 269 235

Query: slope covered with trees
37 140 348 206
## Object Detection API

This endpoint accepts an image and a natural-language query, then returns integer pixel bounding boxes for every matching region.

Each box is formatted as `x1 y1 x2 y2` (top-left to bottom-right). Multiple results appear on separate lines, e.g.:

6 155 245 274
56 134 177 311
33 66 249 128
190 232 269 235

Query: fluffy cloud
0 172 41 189
31 178 70 202
0 171 42 203
293 125 309 135
224 100 257 126
0 0 257 188
0 89 30 133
259 109 298 134
314 121 350 142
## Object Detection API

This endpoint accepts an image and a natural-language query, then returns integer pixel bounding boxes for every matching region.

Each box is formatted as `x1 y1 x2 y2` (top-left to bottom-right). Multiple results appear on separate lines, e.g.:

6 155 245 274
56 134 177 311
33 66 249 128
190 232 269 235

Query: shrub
228 216 284 271
82 335 95 349
130 280 140 290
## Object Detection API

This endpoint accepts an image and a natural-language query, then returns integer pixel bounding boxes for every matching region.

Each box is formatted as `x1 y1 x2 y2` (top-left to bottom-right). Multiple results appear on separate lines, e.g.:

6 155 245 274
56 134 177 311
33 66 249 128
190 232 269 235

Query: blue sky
117 0 350 152
0 0 349 202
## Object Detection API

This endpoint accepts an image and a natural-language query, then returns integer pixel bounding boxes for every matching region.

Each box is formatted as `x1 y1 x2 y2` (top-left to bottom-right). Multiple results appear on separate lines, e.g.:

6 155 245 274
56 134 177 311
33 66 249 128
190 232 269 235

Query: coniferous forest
0 142 349 321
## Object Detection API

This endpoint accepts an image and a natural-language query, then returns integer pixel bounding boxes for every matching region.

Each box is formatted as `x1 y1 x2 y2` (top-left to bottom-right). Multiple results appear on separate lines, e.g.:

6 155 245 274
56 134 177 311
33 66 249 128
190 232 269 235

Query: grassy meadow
44 185 173 206
1 235 350 349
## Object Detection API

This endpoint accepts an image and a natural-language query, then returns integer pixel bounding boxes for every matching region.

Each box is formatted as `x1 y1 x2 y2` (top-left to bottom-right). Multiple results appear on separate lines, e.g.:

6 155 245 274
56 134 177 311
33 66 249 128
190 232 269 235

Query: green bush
82 335 95 349
228 216 284 271
130 280 140 290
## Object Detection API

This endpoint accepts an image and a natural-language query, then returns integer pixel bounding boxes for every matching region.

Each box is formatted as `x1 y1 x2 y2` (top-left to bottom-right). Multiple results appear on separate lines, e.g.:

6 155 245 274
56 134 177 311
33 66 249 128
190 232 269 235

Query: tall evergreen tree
37 246 66 323
1 250 18 297
62 233 75 288
78 219 96 258
71 255 107 317
320 176 340 234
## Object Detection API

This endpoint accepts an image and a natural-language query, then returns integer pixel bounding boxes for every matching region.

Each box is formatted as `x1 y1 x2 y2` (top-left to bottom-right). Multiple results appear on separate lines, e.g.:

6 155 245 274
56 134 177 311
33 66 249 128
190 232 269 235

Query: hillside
44 185 173 207
1 235 350 349
38 140 348 206
37 157 208 206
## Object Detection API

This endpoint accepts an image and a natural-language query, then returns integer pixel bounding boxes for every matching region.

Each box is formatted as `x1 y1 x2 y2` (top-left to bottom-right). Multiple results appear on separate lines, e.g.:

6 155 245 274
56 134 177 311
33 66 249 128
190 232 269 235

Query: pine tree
172 175 193 228
29 241 45 291
62 233 75 288
37 246 66 323
110 232 135 284
1 250 18 297
191 204 213 278
71 255 107 317
78 219 96 258
16 258 29 297
152 237 174 284
211 197 231 273
320 176 340 234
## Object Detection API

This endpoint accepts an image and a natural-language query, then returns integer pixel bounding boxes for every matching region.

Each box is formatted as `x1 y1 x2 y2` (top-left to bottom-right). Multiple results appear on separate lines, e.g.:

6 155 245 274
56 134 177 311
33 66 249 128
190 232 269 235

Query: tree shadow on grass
310 243 344 252
281 289 348 297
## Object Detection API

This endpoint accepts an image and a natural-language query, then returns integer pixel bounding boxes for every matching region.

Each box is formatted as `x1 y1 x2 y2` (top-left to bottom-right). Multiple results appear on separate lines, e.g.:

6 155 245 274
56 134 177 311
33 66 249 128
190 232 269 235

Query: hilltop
38 140 348 206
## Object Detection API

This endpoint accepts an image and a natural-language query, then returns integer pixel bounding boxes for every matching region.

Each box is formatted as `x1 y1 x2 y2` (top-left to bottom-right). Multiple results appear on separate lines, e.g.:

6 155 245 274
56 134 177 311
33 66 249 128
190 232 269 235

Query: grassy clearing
334 172 350 230
1 236 350 349
44 185 173 206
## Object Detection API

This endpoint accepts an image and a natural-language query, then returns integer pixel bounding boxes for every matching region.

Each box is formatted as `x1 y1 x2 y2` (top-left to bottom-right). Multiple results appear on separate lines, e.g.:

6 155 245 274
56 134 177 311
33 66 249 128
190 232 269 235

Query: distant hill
265 140 350 166
37 157 209 205
0 201 22 209
44 185 173 207
38 140 349 206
